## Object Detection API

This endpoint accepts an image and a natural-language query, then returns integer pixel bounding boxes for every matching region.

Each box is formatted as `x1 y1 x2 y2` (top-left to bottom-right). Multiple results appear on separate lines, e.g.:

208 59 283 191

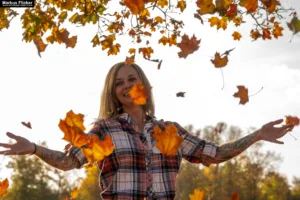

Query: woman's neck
123 106 146 130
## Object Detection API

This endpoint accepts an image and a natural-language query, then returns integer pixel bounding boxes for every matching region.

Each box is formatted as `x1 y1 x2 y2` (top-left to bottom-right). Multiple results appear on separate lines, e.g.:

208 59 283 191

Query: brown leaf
233 85 249 105
21 121 32 129
211 52 228 68
177 34 200 59
176 92 185 97
33 37 47 58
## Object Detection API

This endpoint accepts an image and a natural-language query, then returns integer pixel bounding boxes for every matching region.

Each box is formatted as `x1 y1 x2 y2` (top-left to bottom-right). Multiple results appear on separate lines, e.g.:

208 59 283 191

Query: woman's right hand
0 132 35 155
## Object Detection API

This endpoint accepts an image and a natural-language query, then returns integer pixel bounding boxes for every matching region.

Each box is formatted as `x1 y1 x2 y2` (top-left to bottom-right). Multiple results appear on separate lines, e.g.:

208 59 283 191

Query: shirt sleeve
173 122 218 167
69 120 107 169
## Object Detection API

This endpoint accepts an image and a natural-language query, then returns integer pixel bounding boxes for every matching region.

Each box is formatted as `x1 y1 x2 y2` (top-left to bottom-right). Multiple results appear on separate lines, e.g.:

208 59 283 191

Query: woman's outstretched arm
212 119 294 164
0 132 80 171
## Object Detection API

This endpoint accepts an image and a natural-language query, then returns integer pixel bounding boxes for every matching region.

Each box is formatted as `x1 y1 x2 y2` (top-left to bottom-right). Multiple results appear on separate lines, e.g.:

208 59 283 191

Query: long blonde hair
98 62 155 120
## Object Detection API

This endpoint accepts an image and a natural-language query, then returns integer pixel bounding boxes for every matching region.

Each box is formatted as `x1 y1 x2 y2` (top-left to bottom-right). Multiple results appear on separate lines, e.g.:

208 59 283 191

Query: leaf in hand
153 124 183 156
0 178 9 197
233 85 249 105
21 121 32 129
189 188 205 200
59 110 88 148
81 134 114 163
285 116 299 129
129 82 151 105
177 34 200 59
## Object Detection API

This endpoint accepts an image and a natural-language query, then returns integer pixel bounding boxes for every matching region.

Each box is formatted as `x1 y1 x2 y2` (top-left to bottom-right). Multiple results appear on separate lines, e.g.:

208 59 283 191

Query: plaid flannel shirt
70 113 217 200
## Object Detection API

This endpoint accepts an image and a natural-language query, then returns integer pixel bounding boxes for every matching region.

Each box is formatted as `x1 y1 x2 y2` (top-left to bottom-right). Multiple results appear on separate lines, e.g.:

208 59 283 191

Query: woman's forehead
116 65 138 79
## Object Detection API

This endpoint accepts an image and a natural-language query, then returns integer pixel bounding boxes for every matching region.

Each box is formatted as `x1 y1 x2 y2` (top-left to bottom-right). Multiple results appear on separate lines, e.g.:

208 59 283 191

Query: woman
0 62 294 200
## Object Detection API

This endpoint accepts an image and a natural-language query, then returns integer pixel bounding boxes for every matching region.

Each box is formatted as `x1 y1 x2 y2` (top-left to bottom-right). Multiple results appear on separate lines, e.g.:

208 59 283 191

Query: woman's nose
124 81 133 90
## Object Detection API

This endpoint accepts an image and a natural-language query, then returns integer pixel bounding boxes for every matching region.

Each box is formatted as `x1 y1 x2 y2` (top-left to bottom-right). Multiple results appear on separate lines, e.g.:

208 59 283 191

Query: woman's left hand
258 119 294 144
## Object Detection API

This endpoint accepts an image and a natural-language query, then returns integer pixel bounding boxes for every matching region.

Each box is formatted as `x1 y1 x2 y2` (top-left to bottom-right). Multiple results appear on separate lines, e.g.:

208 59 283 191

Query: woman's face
115 65 141 107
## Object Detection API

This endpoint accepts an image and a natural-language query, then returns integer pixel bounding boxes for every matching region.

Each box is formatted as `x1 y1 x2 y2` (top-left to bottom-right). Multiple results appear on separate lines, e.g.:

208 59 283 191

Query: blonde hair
98 62 155 120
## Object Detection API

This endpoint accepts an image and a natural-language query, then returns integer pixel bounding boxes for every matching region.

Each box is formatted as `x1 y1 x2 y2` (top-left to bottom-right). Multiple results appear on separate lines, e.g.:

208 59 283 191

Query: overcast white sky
0 0 300 186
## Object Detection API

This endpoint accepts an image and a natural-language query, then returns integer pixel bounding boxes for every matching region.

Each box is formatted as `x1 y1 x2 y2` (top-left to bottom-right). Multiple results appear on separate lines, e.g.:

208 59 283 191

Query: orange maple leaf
59 110 88 148
211 52 228 68
196 0 215 14
153 124 183 156
261 0 280 13
189 188 205 200
177 34 200 59
177 0 186 12
240 0 258 13
138 47 153 58
232 31 242 40
0 178 9 197
125 55 135 64
285 116 299 127
129 82 151 105
70 187 79 199
21 121 32 129
251 29 261 40
233 85 249 105
262 28 272 40
272 22 284 39
81 134 114 163
123 0 145 15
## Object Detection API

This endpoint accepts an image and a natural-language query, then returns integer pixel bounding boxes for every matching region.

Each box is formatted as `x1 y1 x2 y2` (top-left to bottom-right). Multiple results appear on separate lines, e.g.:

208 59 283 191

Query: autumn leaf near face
228 192 240 200
189 188 205 200
33 37 47 58
153 124 183 156
59 110 88 148
21 121 32 129
0 178 9 197
233 85 249 105
123 0 144 15
177 34 200 59
70 187 79 199
81 134 114 163
239 0 258 13
232 31 242 40
176 92 185 97
129 82 151 105
287 16 300 35
211 52 228 68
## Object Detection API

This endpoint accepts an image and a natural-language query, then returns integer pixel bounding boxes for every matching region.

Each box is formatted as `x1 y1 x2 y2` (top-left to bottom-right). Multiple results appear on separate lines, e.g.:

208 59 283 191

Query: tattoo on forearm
37 147 79 171
215 131 259 163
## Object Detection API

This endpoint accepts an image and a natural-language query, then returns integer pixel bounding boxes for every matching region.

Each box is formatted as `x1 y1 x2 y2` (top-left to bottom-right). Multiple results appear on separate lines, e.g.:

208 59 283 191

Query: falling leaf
0 178 9 197
189 189 205 200
138 47 153 58
240 0 258 13
232 31 242 40
129 82 150 105
176 92 185 97
128 48 136 54
123 0 145 15
208 16 228 30
125 55 135 64
177 34 200 59
194 13 204 24
59 110 89 148
233 85 249 105
158 60 163 69
33 37 47 58
70 187 79 199
272 22 284 39
285 116 300 126
153 124 183 156
81 134 114 163
287 16 300 35
211 52 228 68
21 121 32 129
262 28 272 40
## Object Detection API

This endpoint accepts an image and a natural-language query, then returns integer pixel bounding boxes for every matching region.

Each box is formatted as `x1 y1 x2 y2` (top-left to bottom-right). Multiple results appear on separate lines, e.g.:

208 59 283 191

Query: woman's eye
129 77 136 82
116 82 123 86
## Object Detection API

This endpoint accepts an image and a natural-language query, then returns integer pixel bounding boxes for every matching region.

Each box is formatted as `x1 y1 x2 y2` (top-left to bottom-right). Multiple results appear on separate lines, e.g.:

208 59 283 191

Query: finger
269 119 284 126
0 150 14 155
272 140 284 144
0 143 12 148
6 132 20 140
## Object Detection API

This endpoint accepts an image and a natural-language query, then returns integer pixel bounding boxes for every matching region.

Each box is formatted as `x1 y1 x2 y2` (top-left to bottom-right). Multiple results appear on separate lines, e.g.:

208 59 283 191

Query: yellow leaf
177 1 186 12
91 34 100 47
208 17 219 27
129 82 149 105
70 187 79 199
128 48 136 54
189 189 205 200
196 0 215 14
155 16 163 23
153 124 183 156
